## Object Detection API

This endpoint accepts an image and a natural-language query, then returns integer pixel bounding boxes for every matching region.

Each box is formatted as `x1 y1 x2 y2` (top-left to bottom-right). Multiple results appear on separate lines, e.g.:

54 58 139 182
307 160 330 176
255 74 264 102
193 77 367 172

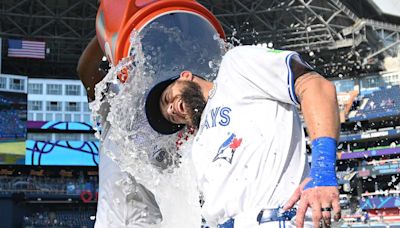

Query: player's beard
180 81 206 129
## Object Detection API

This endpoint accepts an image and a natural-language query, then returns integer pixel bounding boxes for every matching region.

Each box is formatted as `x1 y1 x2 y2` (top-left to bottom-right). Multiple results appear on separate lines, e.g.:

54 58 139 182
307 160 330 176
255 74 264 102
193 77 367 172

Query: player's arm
77 36 105 102
284 71 341 228
295 71 340 141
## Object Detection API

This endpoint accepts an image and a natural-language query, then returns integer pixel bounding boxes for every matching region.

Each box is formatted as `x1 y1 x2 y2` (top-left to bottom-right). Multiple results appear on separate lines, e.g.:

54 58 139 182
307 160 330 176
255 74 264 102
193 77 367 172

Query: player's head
145 71 207 134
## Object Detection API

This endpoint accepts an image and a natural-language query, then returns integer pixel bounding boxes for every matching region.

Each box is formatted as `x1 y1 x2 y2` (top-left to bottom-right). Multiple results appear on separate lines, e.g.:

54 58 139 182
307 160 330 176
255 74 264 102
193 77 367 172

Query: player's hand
283 178 341 228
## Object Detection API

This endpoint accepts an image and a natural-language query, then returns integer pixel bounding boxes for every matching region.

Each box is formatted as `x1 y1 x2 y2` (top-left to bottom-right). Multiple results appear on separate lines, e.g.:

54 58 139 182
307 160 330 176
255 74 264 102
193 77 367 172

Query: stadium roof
371 0 400 18
0 0 399 80
343 0 400 25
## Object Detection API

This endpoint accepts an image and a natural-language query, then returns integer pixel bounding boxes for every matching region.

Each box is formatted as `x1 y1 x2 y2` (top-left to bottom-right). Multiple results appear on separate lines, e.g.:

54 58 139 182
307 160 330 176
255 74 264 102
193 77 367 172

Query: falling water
90 13 229 227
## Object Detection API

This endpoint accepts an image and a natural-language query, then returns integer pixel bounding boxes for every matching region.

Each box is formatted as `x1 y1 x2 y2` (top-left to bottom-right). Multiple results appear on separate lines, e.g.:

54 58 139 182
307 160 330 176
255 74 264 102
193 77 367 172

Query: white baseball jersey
191 46 310 227
93 82 162 227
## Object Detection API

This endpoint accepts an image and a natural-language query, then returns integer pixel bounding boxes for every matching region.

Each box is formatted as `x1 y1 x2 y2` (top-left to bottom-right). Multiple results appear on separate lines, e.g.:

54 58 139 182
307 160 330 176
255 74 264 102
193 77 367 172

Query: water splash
90 17 229 227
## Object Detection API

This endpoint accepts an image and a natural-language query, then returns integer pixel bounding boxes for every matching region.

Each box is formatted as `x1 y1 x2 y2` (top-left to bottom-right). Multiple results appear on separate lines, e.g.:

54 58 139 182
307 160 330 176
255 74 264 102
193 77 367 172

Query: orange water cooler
96 0 225 82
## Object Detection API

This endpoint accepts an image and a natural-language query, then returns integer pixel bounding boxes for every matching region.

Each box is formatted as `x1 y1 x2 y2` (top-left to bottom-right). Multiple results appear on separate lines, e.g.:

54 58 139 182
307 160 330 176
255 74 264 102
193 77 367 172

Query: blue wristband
304 137 337 190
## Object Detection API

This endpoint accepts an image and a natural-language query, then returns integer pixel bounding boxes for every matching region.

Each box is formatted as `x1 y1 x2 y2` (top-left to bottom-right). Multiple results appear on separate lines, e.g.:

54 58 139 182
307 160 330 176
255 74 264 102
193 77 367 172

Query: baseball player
145 45 341 227
78 36 163 227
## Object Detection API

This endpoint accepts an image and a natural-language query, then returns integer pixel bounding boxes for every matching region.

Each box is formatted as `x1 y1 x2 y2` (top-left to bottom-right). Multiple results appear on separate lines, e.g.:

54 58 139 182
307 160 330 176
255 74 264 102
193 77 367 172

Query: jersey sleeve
222 46 313 105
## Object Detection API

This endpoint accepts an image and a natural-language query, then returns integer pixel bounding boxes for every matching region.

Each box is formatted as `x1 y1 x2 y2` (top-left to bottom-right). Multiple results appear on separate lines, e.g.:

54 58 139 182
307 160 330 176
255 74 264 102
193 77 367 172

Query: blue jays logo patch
212 133 242 164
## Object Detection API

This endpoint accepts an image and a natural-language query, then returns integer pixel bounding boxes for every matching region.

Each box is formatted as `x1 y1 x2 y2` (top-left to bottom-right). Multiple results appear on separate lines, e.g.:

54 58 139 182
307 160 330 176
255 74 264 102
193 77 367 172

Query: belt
217 208 297 228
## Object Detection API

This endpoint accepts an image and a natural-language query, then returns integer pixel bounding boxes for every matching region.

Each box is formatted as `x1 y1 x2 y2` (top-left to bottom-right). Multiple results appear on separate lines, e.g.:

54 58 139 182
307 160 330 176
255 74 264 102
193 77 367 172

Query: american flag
8 39 45 59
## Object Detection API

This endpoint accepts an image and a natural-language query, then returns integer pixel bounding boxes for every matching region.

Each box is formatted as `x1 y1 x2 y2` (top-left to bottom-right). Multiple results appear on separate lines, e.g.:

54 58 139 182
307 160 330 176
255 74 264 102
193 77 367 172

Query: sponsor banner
338 147 400 160
357 163 400 177
360 131 388 139
27 121 94 131
340 129 400 142
26 140 99 166
360 196 400 210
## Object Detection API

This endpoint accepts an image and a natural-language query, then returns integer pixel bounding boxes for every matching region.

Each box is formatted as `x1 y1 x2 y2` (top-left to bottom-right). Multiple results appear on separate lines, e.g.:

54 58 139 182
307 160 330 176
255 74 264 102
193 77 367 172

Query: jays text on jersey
191 46 310 227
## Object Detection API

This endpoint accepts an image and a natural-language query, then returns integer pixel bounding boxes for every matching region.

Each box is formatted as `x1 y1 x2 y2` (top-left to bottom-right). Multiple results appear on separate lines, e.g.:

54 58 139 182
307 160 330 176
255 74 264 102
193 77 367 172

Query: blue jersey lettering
203 106 232 129
204 115 211 129
219 107 231 126
211 107 221 127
